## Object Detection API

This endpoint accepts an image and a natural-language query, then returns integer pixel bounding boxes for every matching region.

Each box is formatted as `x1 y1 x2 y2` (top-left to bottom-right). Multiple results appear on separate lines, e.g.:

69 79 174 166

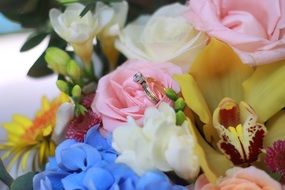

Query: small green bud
45 47 70 75
165 88 178 101
56 80 70 94
174 97 186 111
72 85 81 99
74 104 87 116
176 110 186 126
67 60 81 81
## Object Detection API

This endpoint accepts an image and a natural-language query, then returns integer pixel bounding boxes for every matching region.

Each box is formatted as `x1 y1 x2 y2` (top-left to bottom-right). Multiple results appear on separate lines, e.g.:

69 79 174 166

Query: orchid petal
186 118 233 183
174 74 216 143
243 60 285 123
264 110 285 147
189 38 253 113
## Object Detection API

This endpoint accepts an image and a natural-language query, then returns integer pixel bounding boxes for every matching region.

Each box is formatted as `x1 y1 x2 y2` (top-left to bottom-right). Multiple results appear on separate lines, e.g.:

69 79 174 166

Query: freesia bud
175 97 186 111
67 60 81 81
56 80 70 95
176 110 186 126
72 85 81 99
45 47 70 75
165 88 178 101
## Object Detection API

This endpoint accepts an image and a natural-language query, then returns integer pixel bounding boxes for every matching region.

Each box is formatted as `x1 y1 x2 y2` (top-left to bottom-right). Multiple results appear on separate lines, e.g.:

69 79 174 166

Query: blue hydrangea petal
77 143 102 168
33 171 67 190
102 150 118 162
55 139 77 168
62 171 86 190
60 146 87 171
83 167 115 190
109 163 138 182
84 127 111 151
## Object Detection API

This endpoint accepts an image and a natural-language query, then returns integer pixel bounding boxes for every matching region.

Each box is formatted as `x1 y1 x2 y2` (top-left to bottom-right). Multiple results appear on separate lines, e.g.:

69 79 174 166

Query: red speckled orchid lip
213 98 267 165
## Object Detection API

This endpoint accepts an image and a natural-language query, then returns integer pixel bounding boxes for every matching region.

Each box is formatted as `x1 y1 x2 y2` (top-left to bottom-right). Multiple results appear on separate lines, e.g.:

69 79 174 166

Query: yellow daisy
0 94 69 171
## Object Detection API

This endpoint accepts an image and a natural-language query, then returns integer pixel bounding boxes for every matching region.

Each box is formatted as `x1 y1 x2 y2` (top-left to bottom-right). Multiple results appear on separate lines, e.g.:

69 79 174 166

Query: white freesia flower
96 1 128 37
49 3 99 65
115 3 208 72
49 3 99 44
96 1 128 69
112 102 200 180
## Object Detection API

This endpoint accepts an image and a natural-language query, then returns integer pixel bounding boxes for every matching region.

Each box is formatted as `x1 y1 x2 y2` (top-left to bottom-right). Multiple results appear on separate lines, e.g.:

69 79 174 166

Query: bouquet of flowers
1 0 285 189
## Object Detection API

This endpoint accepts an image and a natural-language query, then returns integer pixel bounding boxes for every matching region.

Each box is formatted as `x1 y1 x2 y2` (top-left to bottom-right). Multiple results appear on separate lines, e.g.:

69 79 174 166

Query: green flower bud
67 60 81 81
174 97 186 111
45 47 70 75
72 85 81 99
165 88 178 101
56 80 70 94
176 110 186 126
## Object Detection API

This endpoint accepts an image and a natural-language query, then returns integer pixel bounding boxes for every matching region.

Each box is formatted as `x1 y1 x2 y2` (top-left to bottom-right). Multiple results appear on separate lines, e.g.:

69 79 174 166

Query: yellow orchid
174 38 285 183
0 94 69 172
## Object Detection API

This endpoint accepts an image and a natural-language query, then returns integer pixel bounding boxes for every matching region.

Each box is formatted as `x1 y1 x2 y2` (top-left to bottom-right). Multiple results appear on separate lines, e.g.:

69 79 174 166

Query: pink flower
185 0 285 65
92 60 182 132
194 166 283 190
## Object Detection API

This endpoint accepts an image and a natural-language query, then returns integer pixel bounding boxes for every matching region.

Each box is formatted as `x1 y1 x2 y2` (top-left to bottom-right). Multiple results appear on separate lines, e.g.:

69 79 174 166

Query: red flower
66 93 101 141
265 140 285 182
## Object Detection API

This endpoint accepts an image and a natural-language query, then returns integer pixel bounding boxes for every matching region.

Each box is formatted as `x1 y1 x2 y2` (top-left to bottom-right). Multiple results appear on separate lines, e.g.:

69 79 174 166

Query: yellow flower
0 94 69 171
174 38 285 183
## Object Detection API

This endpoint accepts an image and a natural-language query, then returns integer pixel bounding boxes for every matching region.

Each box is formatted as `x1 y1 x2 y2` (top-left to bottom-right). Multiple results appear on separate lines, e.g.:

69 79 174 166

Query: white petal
165 135 200 179
52 102 74 144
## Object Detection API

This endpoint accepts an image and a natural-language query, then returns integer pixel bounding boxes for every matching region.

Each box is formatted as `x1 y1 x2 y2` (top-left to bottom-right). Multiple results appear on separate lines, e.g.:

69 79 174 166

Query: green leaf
20 32 49 52
27 31 67 78
0 158 13 187
10 172 36 190
27 53 53 77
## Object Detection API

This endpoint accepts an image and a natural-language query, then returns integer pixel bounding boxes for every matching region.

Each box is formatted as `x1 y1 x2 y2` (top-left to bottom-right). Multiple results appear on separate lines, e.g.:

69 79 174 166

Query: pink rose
194 166 283 190
92 60 182 132
185 0 285 65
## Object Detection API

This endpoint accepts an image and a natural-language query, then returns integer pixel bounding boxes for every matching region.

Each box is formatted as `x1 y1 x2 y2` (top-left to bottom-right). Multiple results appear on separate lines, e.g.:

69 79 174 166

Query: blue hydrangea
33 127 186 190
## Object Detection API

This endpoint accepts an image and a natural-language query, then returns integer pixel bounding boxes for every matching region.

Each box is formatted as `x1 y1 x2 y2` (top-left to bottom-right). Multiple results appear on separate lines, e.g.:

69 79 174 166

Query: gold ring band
133 72 160 104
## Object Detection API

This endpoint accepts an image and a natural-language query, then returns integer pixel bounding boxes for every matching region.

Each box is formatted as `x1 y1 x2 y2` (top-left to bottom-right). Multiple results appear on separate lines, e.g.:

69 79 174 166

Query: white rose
115 3 208 72
112 102 200 180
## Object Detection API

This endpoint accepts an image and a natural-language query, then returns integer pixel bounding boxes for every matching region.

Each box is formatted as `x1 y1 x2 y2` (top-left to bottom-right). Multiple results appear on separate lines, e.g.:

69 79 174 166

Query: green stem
0 159 13 187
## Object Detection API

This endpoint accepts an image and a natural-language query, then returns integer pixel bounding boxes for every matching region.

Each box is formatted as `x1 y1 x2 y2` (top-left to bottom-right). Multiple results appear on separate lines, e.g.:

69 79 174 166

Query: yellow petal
187 118 233 183
21 149 33 171
3 123 25 136
189 38 253 112
243 60 285 123
100 35 119 70
41 96 51 111
263 110 285 147
174 74 211 124
12 114 32 129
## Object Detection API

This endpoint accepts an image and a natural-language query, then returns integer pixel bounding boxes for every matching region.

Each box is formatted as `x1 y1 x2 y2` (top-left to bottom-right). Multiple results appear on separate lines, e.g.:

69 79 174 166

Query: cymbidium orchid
174 38 285 183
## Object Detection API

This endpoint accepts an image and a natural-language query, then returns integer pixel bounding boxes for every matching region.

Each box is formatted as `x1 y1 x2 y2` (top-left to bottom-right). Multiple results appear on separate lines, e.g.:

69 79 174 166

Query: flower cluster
33 126 186 190
1 0 285 190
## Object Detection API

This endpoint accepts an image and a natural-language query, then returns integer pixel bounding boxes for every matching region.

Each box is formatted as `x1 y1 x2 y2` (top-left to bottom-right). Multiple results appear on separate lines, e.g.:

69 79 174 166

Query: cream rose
115 3 208 72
